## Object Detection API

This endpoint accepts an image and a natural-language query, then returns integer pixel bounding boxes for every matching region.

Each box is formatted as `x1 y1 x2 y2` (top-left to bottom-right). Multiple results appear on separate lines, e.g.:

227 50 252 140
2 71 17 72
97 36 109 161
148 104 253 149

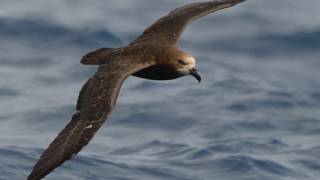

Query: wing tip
27 161 54 180
228 0 246 5
238 0 246 3
27 170 45 180
226 0 246 9
27 173 38 180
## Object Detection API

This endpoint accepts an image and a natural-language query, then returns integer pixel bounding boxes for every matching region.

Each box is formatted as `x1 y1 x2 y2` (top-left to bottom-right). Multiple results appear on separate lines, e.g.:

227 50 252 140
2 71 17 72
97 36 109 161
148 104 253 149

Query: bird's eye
177 59 188 65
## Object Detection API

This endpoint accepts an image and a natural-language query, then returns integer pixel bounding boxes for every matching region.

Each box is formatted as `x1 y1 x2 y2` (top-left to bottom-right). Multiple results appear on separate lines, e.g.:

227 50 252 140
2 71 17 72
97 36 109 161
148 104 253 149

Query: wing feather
28 58 151 180
134 0 245 44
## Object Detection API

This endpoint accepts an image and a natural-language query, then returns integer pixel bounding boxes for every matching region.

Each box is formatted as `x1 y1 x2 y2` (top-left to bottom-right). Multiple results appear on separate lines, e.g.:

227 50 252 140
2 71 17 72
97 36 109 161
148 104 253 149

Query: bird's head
172 50 201 83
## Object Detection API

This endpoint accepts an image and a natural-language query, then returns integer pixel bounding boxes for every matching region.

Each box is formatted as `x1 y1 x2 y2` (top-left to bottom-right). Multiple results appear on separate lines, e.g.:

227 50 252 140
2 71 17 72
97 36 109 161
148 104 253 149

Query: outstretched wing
133 0 245 44
28 57 151 180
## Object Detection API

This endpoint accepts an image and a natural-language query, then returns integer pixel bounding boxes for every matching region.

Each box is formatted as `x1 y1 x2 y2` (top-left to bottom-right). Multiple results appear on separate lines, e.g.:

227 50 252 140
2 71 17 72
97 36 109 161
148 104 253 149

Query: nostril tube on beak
189 68 202 83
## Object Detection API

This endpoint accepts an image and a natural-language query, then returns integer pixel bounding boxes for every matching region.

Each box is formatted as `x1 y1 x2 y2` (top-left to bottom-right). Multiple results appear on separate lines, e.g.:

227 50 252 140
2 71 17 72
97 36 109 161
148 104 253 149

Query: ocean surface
0 0 320 179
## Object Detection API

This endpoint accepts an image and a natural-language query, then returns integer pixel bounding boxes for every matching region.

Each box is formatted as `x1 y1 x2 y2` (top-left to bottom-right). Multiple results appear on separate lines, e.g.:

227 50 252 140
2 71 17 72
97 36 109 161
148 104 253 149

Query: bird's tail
81 48 114 65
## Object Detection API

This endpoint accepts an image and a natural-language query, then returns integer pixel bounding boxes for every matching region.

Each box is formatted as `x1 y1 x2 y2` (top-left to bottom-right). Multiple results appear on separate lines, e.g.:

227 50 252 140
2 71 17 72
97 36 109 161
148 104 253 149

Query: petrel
28 0 245 179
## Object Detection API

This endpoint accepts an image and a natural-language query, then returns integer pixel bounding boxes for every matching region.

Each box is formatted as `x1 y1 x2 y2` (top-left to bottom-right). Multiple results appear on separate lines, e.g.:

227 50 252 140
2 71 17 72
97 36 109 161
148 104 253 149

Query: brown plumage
28 0 245 179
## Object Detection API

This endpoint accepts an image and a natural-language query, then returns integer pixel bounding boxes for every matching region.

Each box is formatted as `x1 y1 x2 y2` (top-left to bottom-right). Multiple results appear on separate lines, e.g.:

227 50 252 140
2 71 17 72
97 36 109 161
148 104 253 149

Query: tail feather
81 48 114 65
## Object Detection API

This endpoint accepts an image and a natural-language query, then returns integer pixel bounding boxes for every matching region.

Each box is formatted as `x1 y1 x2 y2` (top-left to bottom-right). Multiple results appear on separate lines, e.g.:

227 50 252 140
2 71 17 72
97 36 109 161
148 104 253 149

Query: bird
27 0 246 179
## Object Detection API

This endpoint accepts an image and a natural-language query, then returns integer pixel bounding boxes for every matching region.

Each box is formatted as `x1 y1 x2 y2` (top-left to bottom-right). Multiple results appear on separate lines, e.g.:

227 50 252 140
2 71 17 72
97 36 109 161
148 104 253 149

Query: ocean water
0 0 320 179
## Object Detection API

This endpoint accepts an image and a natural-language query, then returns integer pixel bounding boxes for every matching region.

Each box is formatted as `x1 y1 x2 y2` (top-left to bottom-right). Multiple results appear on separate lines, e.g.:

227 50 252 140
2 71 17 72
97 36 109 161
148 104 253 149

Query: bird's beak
189 68 202 83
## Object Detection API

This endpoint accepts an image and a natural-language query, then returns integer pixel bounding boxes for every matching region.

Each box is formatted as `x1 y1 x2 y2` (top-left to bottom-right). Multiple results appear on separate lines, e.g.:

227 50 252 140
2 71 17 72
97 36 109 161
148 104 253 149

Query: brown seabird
28 0 246 179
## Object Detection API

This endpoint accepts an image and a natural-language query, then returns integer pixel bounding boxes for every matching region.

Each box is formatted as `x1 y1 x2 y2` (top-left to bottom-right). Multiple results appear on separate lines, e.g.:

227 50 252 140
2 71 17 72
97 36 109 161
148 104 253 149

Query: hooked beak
189 68 202 83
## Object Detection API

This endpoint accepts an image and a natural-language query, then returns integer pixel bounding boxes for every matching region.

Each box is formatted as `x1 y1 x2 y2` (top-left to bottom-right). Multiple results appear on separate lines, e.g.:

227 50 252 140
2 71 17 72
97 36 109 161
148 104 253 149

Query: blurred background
0 0 319 179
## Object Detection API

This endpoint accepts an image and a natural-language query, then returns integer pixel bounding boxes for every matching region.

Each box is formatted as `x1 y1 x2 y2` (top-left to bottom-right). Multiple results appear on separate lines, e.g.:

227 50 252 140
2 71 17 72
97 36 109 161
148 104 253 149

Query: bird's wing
133 0 245 44
28 57 152 180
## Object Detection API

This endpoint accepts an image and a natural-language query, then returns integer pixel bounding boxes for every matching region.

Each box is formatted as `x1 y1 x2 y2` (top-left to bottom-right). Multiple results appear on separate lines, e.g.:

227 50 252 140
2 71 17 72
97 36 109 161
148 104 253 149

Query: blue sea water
0 0 320 179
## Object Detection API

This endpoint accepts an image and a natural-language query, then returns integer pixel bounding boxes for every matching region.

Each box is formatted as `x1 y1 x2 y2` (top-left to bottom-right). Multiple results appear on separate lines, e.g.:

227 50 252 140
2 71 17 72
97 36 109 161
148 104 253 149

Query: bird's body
28 0 246 179
82 44 196 80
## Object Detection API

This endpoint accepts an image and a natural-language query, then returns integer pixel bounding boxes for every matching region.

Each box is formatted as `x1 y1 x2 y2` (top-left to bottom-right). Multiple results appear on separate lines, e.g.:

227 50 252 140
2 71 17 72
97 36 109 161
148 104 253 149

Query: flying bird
28 0 245 179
